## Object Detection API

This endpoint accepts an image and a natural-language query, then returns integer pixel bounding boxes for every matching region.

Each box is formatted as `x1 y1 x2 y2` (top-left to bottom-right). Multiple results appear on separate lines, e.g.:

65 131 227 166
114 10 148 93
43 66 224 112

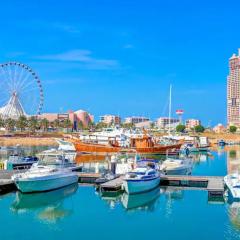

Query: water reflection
11 183 78 223
227 148 240 174
160 187 184 218
99 186 185 214
228 202 240 231
121 187 160 211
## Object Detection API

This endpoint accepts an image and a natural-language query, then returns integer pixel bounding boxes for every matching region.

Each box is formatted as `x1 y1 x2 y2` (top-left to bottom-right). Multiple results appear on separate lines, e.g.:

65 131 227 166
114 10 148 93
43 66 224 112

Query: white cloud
37 49 119 70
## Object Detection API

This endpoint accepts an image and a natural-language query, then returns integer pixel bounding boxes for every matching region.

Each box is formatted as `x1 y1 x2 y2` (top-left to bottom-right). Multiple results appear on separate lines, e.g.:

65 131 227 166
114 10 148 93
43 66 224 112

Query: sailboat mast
168 84 172 136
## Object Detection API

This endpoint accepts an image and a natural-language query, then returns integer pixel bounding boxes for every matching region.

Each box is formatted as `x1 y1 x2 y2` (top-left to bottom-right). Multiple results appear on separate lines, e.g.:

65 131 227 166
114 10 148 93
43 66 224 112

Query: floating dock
77 172 101 183
0 170 17 194
99 176 124 192
160 175 224 197
99 174 225 197
0 169 225 198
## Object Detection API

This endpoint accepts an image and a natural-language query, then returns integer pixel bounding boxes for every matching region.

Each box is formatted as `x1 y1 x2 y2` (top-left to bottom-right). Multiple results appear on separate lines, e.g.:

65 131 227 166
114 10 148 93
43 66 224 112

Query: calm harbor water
1 146 240 240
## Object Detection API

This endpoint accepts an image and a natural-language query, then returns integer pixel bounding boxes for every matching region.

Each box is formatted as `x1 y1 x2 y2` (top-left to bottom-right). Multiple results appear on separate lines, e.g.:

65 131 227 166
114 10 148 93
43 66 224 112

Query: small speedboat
160 158 192 175
122 166 160 194
12 165 79 193
224 173 240 200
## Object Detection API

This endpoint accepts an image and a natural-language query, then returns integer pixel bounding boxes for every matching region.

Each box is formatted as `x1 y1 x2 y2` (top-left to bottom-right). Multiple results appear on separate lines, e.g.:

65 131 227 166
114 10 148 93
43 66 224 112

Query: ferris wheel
0 62 44 119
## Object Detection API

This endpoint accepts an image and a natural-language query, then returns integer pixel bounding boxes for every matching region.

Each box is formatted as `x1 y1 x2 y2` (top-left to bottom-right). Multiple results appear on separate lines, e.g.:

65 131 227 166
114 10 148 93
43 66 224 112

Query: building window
232 98 237 106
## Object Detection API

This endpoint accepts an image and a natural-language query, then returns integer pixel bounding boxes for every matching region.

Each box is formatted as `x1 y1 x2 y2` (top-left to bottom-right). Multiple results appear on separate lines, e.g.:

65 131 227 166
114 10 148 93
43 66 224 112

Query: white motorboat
36 150 80 171
224 173 240 200
160 158 192 175
12 165 79 193
122 166 160 194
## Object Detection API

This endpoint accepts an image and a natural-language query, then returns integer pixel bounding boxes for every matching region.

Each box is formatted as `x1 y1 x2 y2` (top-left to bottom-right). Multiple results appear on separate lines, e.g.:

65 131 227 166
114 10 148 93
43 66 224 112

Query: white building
185 119 201 129
157 117 179 129
99 115 121 125
125 116 149 124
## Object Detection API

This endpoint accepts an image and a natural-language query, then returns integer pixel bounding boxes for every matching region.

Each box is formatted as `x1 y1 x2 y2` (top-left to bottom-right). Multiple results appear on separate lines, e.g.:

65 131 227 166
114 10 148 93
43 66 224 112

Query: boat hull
123 177 160 194
15 174 78 193
71 139 121 154
134 144 182 155
224 175 240 200
70 139 181 155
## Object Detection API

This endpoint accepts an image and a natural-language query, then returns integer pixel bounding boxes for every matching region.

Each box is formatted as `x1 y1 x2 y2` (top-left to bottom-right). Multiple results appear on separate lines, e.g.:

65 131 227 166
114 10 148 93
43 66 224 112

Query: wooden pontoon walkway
99 174 225 196
100 176 124 192
0 169 225 198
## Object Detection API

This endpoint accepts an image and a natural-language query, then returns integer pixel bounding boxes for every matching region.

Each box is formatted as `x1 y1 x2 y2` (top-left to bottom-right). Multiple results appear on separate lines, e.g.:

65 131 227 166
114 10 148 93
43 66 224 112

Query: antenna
168 84 172 135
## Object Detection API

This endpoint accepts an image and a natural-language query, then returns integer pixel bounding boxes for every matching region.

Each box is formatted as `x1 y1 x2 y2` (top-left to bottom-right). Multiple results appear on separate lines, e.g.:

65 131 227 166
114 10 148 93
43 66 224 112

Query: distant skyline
1 1 240 125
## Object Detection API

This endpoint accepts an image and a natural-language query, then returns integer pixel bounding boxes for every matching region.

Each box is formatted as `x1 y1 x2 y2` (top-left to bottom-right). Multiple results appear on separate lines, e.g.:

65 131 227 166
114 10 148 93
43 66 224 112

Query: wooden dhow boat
129 135 181 155
67 134 182 155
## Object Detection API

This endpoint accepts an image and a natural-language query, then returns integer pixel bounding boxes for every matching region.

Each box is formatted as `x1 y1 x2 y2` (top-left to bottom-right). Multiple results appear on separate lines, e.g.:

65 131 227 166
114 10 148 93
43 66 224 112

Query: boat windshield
38 155 67 166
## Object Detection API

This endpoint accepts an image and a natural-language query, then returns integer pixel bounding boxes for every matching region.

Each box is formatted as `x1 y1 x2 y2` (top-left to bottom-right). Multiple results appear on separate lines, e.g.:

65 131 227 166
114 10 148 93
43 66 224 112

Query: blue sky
0 0 239 125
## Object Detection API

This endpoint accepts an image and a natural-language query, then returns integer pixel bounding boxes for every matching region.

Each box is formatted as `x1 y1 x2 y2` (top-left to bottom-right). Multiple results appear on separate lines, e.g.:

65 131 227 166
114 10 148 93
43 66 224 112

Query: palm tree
78 120 84 131
28 117 38 133
88 120 95 131
16 116 27 132
40 118 49 132
53 119 60 129
5 118 15 131
0 118 5 128
62 119 72 132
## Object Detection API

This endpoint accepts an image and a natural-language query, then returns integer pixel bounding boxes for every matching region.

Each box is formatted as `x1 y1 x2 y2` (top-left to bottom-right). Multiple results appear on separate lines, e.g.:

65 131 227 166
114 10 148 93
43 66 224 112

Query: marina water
1 146 240 240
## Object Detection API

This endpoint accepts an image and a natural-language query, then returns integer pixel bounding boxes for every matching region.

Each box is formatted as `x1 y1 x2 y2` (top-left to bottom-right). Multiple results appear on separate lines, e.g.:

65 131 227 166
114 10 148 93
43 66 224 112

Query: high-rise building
227 49 240 126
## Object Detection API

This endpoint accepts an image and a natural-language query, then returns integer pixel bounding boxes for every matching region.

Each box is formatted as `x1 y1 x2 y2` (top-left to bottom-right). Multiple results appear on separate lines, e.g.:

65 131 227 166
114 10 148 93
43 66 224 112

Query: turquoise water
0 147 240 240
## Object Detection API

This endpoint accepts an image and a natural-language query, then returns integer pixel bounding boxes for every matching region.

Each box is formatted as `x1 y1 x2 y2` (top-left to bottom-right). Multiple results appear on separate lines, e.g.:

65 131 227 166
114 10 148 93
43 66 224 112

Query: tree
28 117 38 132
229 125 237 133
150 122 155 129
16 116 27 131
53 119 60 129
194 125 205 133
62 119 72 132
77 120 84 131
0 118 5 128
121 123 134 129
5 118 15 131
40 118 49 132
87 120 95 130
95 122 108 130
176 124 186 133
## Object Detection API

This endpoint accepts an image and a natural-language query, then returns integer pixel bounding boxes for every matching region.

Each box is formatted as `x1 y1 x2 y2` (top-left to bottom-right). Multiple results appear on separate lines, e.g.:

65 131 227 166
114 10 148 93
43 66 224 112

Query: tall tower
176 109 184 124
227 49 240 126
